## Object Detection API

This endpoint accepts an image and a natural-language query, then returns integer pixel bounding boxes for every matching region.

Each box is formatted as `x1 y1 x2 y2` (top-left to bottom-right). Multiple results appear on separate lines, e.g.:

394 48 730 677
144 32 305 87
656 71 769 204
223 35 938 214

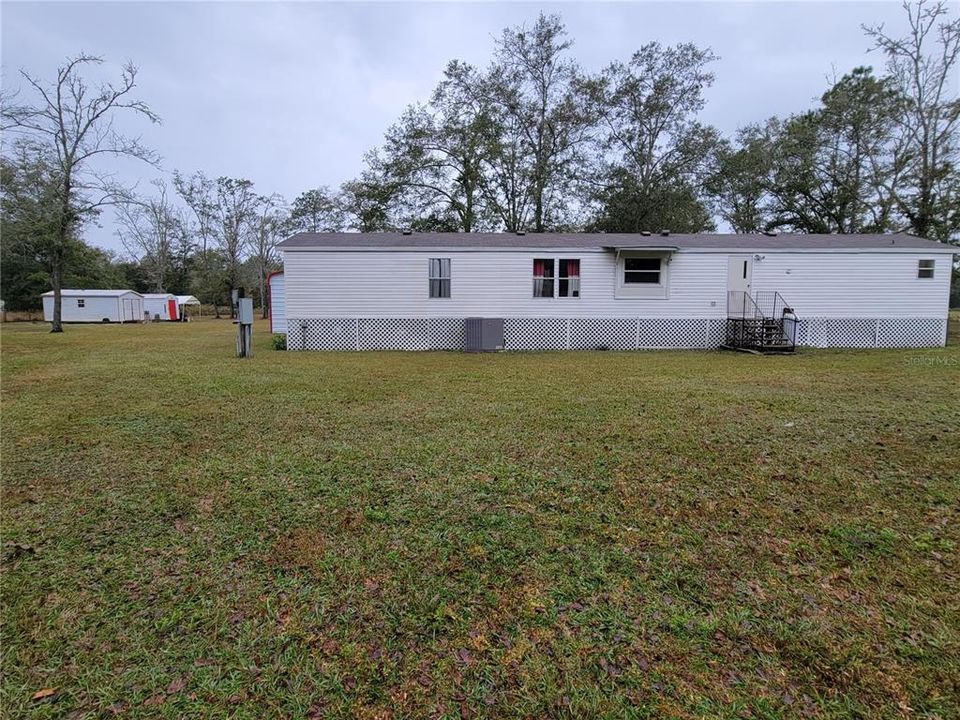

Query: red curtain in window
533 259 546 277
563 259 580 278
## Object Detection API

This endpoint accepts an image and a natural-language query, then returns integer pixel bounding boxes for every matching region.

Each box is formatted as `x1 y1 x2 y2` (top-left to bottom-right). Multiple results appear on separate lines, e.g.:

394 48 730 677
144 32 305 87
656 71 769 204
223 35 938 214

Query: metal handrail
727 290 763 320
754 291 793 320
726 290 798 351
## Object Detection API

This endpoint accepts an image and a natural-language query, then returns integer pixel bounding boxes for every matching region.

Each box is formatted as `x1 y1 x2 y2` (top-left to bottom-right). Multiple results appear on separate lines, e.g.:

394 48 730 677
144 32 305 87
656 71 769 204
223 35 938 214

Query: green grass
2 318 959 719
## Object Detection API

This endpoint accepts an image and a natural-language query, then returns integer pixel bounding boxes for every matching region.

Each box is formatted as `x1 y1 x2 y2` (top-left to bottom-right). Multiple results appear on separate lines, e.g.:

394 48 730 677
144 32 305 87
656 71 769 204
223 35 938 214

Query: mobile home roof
279 231 954 252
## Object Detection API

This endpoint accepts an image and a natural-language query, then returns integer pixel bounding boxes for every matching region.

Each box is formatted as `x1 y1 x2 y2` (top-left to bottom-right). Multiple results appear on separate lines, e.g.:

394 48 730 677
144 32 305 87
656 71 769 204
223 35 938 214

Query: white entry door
727 256 753 293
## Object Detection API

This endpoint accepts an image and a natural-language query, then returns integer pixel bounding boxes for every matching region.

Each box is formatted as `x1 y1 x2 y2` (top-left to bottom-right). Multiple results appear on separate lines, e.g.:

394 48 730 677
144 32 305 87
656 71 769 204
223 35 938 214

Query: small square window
77 298 85 308
429 258 451 298
918 259 935 279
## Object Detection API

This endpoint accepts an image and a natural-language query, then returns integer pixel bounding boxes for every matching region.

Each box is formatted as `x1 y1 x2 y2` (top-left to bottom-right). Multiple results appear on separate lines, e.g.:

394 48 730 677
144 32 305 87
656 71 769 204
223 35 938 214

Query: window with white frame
533 258 581 298
429 258 451 298
77 298 85 308
533 258 555 297
558 259 580 297
918 259 935 279
615 253 669 300
623 257 661 284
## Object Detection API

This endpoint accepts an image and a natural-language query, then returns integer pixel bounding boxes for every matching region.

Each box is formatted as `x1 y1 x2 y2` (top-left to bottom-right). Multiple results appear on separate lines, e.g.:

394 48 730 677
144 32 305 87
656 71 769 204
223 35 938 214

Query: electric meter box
238 298 254 325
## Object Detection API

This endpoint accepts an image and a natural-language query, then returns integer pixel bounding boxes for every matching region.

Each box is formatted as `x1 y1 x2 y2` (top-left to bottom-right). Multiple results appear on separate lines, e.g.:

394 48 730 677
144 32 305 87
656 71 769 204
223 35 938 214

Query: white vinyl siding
750 253 952 317
286 249 724 319
270 273 286 334
284 248 952 321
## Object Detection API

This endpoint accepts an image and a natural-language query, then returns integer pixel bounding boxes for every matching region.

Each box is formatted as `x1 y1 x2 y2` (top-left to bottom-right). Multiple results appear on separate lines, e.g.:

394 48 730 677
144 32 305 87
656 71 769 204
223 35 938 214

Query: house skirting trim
284 317 947 351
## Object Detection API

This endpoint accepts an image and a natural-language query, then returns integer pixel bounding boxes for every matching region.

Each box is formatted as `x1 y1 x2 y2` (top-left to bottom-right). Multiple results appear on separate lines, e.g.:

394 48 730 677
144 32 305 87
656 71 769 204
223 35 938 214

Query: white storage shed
142 293 180 321
42 289 144 324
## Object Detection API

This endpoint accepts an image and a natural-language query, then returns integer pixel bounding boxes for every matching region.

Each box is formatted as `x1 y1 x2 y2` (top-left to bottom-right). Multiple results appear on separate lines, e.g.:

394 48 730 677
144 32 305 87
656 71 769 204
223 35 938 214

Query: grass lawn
2 317 958 719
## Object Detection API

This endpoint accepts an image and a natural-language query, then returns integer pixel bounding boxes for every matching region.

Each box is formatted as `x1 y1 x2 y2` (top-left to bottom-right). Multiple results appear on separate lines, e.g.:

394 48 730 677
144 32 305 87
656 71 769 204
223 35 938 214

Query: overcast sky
1 1 933 252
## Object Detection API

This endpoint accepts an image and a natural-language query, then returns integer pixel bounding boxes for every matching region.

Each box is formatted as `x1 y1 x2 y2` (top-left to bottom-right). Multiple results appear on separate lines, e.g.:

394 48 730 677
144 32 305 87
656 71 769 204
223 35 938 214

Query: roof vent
516 230 526 236
402 229 413 236
641 231 652 237
660 230 671 236
763 230 779 237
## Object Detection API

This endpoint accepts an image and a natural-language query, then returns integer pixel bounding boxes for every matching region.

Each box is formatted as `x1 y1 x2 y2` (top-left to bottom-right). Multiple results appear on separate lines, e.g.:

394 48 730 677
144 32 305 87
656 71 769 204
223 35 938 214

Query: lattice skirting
799 317 947 348
288 317 725 351
288 318 464 351
286 316 946 351
507 318 726 350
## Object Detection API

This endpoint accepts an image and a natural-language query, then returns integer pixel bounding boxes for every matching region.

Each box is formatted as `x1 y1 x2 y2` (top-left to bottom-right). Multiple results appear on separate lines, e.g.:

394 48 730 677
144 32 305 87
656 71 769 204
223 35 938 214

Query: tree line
2 2 958 329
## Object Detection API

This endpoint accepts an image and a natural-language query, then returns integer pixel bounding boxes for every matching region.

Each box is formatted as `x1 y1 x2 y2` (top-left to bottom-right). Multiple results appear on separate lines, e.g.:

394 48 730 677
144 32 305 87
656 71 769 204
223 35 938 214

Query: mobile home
42 289 144 324
277 232 955 351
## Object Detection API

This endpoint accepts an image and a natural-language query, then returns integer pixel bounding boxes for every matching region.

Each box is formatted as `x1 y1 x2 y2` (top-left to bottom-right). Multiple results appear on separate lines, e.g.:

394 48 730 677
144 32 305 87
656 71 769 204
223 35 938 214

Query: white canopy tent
176 295 202 318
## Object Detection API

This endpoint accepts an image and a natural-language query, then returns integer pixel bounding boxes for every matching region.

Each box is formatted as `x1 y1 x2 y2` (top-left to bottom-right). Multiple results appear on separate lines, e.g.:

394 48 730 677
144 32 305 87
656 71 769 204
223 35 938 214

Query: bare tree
211 177 259 316
490 14 591 231
174 171 216 256
865 0 960 242
174 171 259 317
247 193 286 319
115 179 183 292
173 170 223 315
1 54 160 331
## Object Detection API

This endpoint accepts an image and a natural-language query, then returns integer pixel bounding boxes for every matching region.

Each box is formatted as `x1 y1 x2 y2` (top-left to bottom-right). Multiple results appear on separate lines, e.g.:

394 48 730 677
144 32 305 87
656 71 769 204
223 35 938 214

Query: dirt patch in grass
271 528 328 570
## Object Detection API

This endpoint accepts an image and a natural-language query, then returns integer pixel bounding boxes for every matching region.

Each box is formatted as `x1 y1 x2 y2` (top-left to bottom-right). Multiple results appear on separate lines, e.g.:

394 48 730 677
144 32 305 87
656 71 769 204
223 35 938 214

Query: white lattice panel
288 319 356 350
637 318 711 348
429 318 466 350
801 318 876 348
569 319 636 350
290 318 465 351
707 319 727 348
286 323 303 350
504 318 567 350
359 318 429 350
876 318 946 348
